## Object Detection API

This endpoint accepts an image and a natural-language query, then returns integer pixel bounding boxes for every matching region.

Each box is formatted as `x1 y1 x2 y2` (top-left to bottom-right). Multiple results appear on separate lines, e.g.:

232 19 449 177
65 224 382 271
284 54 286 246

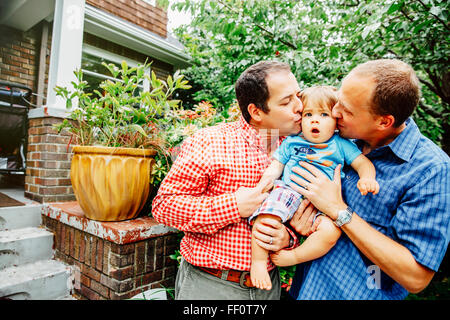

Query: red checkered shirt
152 116 296 271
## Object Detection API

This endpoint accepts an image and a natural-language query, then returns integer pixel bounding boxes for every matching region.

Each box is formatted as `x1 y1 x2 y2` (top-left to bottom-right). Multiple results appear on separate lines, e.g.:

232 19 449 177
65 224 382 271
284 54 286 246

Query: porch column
46 0 85 113
26 0 85 203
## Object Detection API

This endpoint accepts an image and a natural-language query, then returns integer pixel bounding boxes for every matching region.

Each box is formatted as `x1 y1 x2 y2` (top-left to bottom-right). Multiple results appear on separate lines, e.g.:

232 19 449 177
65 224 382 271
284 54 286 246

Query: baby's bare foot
250 261 272 290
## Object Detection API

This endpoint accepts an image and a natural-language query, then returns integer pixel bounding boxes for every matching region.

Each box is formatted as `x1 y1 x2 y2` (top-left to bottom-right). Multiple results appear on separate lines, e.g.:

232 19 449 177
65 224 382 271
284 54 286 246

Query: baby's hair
299 86 338 112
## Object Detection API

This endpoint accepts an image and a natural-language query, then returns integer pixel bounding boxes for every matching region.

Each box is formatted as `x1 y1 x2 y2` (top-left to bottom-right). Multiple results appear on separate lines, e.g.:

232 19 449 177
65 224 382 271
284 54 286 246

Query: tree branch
419 78 439 97
340 0 360 7
418 101 442 119
400 7 415 23
415 0 450 31
424 67 445 99
255 25 298 50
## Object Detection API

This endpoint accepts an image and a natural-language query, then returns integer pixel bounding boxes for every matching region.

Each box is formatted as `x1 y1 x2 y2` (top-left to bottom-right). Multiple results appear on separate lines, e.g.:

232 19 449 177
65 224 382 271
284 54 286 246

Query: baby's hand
257 177 274 194
357 178 380 196
270 249 297 267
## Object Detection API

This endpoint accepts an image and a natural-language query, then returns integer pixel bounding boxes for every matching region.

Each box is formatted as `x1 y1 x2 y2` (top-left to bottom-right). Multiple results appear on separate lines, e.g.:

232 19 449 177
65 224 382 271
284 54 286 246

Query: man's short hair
235 61 291 123
350 59 421 127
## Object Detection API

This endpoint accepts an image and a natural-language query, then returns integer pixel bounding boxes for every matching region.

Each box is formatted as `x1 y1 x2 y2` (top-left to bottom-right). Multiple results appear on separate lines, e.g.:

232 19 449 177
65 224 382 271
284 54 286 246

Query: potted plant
54 61 190 221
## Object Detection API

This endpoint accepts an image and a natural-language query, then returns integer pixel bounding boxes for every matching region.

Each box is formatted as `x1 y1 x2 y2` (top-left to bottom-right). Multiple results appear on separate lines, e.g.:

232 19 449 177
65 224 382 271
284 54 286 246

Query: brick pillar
41 203 179 300
25 117 76 203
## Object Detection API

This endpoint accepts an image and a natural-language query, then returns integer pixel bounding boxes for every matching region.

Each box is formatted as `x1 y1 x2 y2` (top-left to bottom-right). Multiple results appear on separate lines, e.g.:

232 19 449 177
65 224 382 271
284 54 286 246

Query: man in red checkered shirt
152 61 310 300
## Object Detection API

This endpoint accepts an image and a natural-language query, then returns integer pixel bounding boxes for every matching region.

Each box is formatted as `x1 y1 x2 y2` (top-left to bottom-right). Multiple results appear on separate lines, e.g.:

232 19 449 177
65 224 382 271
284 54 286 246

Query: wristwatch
334 206 353 227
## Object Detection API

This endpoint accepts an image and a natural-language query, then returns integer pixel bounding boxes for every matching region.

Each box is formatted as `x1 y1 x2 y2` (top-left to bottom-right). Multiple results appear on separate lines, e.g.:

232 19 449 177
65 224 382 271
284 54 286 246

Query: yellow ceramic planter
70 146 157 221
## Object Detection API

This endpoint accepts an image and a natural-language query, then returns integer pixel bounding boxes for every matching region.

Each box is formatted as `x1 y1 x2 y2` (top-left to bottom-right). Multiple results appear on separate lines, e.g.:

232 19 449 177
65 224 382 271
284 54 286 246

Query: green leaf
413 20 433 33
66 98 72 109
330 46 338 59
361 22 381 39
429 6 442 17
151 70 157 84
167 75 173 88
387 2 403 15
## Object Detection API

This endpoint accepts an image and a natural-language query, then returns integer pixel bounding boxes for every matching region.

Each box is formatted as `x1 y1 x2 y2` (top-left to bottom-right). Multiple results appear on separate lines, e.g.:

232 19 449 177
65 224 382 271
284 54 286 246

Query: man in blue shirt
285 59 450 299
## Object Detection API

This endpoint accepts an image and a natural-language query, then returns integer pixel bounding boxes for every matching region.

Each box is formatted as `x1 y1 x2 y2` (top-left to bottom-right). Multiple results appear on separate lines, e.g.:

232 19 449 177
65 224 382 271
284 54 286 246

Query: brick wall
25 118 75 203
86 0 168 38
0 22 52 107
0 24 40 102
42 214 179 300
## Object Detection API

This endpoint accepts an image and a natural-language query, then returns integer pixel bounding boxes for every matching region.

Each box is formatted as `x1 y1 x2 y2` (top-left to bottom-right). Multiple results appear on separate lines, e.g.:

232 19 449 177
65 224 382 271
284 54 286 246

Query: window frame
81 43 151 92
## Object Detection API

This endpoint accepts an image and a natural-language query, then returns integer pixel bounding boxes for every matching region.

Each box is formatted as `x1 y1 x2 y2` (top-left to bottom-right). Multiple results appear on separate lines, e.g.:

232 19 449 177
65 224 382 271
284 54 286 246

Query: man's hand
235 178 272 218
289 162 347 220
289 199 320 236
357 178 380 196
252 217 290 251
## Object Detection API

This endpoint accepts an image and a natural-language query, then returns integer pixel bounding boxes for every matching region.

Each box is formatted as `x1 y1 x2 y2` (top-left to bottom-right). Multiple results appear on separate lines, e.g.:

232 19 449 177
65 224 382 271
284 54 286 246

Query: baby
249 86 380 290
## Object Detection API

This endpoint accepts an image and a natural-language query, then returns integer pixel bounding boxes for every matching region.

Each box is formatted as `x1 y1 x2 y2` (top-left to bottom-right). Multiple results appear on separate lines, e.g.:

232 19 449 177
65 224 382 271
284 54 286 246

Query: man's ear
247 103 263 122
377 114 395 130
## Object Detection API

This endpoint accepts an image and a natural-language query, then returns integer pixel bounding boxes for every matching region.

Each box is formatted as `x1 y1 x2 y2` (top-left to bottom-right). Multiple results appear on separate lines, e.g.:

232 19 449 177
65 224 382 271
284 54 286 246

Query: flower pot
70 146 157 221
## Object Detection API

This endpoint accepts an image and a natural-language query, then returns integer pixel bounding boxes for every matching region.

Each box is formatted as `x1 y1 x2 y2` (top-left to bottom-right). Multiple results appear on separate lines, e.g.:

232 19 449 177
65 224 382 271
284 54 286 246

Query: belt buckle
239 271 250 288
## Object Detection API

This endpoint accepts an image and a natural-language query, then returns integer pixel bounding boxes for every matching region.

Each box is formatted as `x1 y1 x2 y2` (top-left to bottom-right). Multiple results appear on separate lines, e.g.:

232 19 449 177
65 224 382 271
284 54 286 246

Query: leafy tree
170 0 449 152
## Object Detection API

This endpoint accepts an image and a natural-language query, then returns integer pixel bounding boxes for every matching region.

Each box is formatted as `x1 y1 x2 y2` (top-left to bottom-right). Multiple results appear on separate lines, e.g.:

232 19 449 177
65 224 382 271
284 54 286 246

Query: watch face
344 210 352 220
336 207 352 226
342 211 351 222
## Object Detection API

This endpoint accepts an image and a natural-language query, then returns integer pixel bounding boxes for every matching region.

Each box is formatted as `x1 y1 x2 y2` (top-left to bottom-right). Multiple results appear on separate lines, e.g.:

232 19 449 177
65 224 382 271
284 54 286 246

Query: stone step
0 205 42 231
55 294 78 300
0 227 54 270
0 259 73 300
130 288 167 300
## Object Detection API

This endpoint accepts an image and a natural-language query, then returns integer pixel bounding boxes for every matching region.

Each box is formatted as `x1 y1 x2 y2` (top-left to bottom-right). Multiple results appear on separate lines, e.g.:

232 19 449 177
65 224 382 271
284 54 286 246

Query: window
81 44 150 96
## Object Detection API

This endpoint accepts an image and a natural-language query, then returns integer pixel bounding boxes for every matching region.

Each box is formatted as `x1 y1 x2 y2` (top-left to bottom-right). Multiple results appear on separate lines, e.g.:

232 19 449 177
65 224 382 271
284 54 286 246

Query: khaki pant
175 258 281 300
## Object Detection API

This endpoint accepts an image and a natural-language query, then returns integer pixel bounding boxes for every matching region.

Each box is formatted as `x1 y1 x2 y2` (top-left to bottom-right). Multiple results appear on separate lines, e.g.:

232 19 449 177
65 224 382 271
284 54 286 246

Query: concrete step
55 294 78 300
0 205 42 231
0 259 73 300
130 288 167 300
0 227 54 270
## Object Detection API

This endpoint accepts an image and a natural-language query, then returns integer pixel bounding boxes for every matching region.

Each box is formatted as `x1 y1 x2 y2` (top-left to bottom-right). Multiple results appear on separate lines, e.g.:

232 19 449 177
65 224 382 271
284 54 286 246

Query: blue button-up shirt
289 118 450 300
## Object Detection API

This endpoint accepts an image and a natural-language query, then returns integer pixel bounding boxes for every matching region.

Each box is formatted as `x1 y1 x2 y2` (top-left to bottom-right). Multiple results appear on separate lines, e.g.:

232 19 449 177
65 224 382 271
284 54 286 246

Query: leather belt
198 266 254 288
